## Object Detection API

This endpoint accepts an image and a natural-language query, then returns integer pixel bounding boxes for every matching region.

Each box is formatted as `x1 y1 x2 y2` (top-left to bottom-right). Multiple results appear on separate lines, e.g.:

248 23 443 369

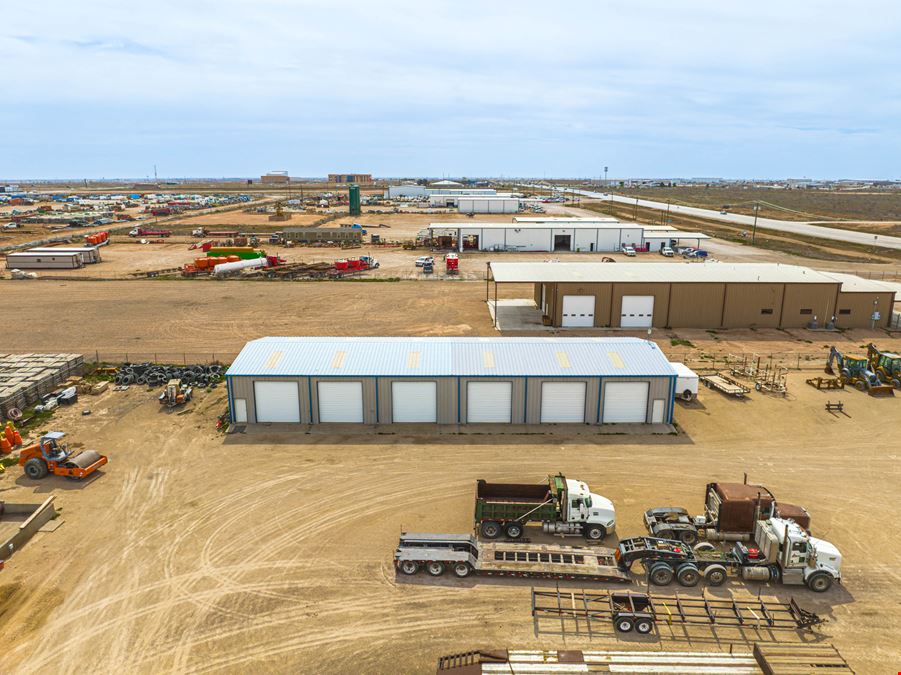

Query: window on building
761 308 774 315
800 308 813 315
838 309 851 315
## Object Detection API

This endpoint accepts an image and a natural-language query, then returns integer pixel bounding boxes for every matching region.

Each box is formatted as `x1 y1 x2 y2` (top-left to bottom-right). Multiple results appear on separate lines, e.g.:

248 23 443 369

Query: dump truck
867 343 901 389
825 346 893 396
643 480 810 544
394 532 629 583
617 516 842 592
474 473 615 541
18 431 108 480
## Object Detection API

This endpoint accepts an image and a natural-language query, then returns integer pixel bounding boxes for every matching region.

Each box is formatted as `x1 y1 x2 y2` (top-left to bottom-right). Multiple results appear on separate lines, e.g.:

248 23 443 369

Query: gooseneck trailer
394 533 630 583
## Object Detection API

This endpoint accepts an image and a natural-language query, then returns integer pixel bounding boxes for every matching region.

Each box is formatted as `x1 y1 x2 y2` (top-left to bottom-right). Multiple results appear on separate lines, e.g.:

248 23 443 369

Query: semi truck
617 516 842 593
474 473 615 541
643 480 811 545
129 227 172 238
395 517 841 593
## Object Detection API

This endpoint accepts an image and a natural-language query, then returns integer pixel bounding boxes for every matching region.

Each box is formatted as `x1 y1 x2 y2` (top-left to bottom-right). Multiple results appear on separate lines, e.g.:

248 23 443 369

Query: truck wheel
768 564 782 584
426 561 446 577
635 618 654 634
855 381 866 391
704 565 727 586
399 561 419 576
806 572 833 593
24 458 49 480
693 542 716 552
656 530 674 541
481 521 501 539
583 525 605 541
649 563 674 586
452 562 472 578
504 522 523 539
614 616 634 633
678 530 698 546
676 564 700 587
681 390 693 401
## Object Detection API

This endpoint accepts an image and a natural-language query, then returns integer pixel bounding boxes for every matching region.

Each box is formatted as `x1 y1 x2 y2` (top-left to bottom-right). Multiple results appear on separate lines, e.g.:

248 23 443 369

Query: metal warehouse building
428 219 709 253
226 337 677 427
486 262 897 329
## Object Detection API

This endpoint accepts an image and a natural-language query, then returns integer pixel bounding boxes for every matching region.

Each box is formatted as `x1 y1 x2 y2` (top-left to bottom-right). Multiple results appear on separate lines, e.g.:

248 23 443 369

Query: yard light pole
751 202 760 244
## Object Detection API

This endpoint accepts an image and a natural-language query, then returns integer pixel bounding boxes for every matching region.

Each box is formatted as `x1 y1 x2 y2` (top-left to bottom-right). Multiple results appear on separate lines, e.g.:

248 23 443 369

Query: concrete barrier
0 496 58 561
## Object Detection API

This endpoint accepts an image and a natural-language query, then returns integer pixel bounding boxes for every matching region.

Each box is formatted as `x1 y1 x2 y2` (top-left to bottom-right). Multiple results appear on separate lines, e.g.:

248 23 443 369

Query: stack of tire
114 363 223 388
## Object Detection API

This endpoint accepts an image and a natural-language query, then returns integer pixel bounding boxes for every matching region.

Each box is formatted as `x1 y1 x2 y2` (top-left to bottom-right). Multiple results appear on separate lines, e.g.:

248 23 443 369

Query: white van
671 362 699 401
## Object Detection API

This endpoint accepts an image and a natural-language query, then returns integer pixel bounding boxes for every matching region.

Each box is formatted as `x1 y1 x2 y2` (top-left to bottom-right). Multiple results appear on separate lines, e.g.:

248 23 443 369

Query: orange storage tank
227 255 240 262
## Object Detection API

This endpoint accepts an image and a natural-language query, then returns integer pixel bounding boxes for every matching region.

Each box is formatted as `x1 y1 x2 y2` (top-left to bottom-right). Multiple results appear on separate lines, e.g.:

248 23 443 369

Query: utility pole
751 202 760 244
633 197 639 221
604 166 608 187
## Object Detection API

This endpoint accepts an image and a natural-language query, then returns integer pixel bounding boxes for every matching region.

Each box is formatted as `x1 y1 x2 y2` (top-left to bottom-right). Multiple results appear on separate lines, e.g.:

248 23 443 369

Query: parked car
677 246 696 256
415 256 434 267
2 222 17 229
660 246 674 257
622 245 637 257
720 210 728 215
683 249 708 259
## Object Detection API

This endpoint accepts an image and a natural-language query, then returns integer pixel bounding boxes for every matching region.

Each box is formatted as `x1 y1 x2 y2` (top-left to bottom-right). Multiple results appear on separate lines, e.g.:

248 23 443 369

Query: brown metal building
487 262 896 330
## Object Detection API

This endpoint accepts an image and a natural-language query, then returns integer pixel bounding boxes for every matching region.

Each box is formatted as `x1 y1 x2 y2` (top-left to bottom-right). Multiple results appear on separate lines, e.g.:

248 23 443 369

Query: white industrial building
385 185 499 200
427 219 709 252
226 337 677 427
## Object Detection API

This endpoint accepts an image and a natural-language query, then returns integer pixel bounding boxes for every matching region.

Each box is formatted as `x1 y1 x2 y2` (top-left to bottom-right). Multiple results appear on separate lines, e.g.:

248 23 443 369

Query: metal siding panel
835 292 894 329
667 283 725 328
781 283 840 328
722 283 783 328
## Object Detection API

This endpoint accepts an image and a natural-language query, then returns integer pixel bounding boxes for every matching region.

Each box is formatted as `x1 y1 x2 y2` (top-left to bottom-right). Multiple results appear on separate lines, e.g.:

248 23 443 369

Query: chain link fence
665 351 828 373
85 352 238 366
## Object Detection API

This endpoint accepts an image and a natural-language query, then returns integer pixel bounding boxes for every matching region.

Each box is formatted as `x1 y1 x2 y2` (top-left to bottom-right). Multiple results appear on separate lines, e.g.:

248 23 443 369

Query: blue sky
2 1 900 179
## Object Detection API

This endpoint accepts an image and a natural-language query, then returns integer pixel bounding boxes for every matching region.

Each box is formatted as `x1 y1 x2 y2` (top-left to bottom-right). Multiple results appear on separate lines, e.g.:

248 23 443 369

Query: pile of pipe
114 363 224 388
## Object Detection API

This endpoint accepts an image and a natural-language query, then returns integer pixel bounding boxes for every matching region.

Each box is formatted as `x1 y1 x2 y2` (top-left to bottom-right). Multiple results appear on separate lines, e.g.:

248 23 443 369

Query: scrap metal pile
113 363 224 388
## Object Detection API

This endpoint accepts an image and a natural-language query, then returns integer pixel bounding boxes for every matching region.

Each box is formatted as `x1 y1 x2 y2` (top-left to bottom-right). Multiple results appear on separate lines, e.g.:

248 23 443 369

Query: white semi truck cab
548 477 617 537
755 517 841 592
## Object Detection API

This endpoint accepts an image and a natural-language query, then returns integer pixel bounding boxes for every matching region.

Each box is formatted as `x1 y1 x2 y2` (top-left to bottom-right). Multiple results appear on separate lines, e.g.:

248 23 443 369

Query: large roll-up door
467 381 512 423
620 295 654 328
540 382 586 423
318 381 364 423
392 381 437 422
602 381 649 423
562 295 595 327
254 381 300 423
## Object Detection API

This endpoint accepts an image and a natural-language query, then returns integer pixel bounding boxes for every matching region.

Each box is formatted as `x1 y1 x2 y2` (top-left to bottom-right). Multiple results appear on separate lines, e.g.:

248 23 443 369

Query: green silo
349 184 361 216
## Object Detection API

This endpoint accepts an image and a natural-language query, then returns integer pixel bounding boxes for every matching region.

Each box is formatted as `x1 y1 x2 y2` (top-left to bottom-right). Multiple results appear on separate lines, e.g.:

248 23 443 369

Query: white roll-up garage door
602 381 649 423
620 295 654 328
318 381 364 423
254 381 300 423
467 381 512 423
392 381 437 423
562 295 595 327
540 382 586 423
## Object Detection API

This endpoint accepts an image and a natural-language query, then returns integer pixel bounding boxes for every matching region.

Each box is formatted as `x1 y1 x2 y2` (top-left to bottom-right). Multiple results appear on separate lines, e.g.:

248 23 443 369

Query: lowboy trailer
394 532 630 583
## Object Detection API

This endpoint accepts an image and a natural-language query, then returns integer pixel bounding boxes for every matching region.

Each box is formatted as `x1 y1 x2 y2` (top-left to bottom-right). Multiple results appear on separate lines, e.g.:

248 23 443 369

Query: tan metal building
226 337 678 427
487 262 896 330
328 173 373 184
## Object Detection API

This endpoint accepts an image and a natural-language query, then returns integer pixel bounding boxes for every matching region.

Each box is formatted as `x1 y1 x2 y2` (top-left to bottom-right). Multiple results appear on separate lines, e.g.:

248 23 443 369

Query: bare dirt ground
608 186 901 225
0 372 898 673
2 280 899 364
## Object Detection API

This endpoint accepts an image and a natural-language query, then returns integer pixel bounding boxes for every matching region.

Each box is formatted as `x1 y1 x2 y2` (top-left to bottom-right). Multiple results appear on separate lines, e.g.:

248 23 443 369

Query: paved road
544 186 901 251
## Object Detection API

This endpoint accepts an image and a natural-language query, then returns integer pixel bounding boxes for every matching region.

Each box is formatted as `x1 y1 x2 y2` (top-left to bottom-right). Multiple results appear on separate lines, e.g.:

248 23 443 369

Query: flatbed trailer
701 373 751 397
394 532 630 583
531 588 824 636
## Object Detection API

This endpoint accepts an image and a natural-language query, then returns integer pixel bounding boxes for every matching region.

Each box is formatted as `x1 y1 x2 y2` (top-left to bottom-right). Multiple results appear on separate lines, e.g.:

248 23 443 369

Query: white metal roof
227 337 676 378
488 262 892 288
820 271 899 294
428 222 644 231
512 217 620 223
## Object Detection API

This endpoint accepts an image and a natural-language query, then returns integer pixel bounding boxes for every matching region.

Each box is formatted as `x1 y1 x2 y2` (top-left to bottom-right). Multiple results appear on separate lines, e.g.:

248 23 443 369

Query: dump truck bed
474 479 558 523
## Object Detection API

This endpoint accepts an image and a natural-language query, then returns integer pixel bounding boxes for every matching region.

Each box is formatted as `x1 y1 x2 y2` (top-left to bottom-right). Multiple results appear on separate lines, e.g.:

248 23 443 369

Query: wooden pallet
753 642 853 674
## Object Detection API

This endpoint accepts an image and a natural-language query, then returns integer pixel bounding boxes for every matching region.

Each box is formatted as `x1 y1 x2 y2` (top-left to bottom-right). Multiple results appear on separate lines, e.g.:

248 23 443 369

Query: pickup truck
474 473 615 541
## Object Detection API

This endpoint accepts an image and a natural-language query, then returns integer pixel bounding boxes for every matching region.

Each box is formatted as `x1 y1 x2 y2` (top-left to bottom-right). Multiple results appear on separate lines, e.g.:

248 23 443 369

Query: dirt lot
0 371 898 673
609 186 901 227
3 279 899 369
